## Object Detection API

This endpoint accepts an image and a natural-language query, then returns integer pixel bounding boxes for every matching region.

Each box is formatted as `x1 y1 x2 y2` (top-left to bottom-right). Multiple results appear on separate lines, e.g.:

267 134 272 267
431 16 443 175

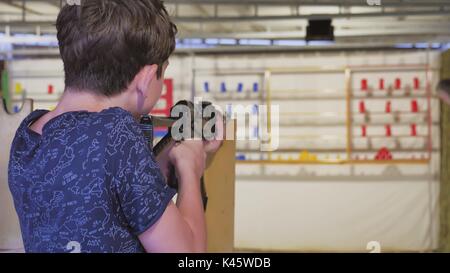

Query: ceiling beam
173 10 450 22
1 9 449 27
175 25 450 39
0 0 45 16
4 0 450 8
164 0 450 7
0 42 443 59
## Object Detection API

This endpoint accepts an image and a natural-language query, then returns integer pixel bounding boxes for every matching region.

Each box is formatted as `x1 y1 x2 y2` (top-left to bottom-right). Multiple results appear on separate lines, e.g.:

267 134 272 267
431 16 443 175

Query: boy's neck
54 88 131 116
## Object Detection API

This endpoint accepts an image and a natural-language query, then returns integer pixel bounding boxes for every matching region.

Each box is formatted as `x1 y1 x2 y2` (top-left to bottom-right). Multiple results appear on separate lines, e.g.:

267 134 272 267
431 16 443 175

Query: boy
8 0 218 253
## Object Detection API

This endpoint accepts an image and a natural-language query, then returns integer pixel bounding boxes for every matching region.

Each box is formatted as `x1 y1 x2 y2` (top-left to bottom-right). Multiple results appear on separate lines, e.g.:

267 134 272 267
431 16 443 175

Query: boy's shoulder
42 107 136 134
13 107 142 148
106 108 149 152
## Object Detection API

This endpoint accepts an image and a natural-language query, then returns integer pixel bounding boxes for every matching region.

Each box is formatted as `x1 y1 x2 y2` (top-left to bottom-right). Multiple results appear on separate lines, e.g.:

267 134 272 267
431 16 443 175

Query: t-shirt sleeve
109 114 176 235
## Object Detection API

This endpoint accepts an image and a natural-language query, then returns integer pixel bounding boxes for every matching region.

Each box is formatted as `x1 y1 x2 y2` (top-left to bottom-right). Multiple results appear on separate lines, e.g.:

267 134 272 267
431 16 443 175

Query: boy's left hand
155 112 224 181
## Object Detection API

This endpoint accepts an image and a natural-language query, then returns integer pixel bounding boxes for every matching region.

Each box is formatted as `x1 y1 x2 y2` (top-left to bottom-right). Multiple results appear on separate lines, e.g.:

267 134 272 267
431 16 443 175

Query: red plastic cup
379 79 385 90
411 100 419 113
414 77 420 90
411 124 417 137
385 125 392 137
48 85 54 95
395 78 402 90
359 101 366 113
361 79 368 91
386 101 391 113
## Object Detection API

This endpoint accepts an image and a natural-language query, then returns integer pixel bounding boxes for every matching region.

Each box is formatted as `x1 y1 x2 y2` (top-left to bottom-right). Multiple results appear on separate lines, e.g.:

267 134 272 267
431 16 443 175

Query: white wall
188 50 442 252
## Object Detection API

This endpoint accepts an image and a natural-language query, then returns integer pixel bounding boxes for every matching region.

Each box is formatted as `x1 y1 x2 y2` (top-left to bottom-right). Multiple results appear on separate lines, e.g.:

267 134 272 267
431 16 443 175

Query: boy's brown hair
56 0 177 97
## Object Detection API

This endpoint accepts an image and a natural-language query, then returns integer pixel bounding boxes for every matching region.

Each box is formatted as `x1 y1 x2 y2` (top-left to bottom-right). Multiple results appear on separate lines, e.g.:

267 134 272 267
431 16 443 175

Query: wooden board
204 121 236 253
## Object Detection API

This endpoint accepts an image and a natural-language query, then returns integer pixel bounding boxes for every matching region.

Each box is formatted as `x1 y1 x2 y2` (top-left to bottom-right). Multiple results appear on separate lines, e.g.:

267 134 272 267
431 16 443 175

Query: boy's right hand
162 112 224 186
140 138 209 253
168 140 207 186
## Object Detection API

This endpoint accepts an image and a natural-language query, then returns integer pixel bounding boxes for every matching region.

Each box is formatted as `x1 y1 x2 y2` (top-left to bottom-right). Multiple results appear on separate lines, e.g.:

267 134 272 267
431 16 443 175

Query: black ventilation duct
306 19 334 42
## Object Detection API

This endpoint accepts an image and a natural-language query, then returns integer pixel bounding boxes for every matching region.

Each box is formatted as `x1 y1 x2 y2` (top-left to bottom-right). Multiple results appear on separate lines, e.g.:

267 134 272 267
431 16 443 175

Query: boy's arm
138 140 207 253
138 194 206 253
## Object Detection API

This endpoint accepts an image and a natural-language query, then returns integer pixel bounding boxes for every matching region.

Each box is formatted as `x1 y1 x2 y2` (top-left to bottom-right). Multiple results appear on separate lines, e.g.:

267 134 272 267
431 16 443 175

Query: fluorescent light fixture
431 43 441 49
395 43 414 49
0 33 58 47
414 43 429 49
0 42 13 53
442 43 450 51
205 38 219 45
176 38 217 49
273 40 307 46
307 40 335 46
219 39 237 45
239 39 272 46
176 43 214 49
181 38 203 45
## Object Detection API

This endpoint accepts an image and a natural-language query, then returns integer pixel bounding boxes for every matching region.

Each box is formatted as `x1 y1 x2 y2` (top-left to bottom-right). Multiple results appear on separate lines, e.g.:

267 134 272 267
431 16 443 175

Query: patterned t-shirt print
8 107 176 253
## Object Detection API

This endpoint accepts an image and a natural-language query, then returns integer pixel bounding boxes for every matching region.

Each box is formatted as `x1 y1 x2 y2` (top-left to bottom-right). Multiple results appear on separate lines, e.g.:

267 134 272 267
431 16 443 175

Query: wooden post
439 50 450 252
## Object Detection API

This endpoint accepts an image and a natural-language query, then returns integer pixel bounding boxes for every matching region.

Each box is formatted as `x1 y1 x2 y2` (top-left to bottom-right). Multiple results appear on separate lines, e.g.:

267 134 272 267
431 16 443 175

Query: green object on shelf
1 69 10 111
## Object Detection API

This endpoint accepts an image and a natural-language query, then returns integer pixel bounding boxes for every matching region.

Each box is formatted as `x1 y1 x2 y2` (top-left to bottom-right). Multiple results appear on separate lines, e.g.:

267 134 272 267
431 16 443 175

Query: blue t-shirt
8 107 176 253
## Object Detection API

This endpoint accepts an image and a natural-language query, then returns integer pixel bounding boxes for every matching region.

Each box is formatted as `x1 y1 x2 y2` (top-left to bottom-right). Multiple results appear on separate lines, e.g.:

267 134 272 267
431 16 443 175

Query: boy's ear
136 64 159 95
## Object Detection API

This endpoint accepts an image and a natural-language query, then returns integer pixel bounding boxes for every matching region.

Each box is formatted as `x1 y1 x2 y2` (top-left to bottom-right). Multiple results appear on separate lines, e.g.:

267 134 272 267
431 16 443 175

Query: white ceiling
0 0 449 49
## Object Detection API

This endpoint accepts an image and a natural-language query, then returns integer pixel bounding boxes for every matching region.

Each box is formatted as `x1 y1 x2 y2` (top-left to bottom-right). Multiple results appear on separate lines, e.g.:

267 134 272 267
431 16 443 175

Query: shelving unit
348 65 436 163
193 68 266 160
5 61 440 166
4 65 64 112
193 64 440 165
